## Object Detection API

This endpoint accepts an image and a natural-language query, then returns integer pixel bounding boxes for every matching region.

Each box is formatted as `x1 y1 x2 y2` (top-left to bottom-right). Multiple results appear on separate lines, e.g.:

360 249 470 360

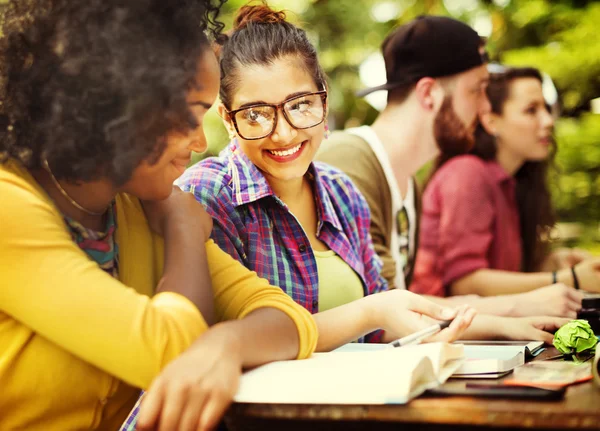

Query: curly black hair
0 0 225 185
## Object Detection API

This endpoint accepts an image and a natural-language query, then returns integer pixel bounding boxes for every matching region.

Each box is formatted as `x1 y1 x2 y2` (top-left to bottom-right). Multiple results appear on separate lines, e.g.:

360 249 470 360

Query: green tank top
314 249 364 312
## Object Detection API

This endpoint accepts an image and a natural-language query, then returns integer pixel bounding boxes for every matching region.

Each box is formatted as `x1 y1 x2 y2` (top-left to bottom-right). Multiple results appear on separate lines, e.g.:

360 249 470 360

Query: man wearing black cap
317 15 576 320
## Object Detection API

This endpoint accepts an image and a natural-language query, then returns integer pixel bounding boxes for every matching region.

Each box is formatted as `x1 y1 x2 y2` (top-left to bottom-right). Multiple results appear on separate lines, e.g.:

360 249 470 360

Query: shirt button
299 244 307 253
312 300 318 309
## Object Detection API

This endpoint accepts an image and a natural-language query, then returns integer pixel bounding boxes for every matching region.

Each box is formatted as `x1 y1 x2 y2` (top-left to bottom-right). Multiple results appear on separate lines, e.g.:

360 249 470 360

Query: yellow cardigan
0 160 317 430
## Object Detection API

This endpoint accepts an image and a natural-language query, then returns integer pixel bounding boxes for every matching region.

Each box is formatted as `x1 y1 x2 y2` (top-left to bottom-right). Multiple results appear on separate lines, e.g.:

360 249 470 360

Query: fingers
406 292 458 322
563 307 579 319
567 298 582 315
566 286 584 302
532 316 569 332
197 390 234 431
137 381 165 431
156 384 187 431
533 329 555 344
178 386 210 431
428 305 476 343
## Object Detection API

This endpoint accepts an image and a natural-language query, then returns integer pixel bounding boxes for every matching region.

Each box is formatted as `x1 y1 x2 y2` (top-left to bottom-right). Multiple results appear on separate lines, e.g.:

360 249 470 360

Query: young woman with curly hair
0 0 319 429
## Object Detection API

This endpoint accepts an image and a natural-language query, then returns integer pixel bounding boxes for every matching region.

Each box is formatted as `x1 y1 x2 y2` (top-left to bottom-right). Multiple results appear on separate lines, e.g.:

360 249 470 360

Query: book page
234 343 463 405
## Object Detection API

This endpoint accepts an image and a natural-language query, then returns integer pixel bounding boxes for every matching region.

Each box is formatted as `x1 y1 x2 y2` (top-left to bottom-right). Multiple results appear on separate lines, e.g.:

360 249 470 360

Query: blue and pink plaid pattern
118 394 142 431
177 141 387 342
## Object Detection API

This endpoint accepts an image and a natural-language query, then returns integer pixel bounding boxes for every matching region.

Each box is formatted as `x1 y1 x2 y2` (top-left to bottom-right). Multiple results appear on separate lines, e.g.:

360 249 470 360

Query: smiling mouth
267 142 303 157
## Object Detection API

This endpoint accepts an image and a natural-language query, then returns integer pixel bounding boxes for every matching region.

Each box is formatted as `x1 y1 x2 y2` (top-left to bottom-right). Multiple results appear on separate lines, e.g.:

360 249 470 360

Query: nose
541 107 554 130
188 127 208 153
271 110 297 143
478 93 492 116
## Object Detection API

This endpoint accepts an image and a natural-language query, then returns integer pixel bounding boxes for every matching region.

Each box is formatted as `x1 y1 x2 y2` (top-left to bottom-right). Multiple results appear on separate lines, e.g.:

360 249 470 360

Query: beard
433 95 476 156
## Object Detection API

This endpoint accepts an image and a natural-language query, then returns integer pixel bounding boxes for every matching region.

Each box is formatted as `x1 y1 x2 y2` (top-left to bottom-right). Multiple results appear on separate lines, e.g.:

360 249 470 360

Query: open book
234 342 464 405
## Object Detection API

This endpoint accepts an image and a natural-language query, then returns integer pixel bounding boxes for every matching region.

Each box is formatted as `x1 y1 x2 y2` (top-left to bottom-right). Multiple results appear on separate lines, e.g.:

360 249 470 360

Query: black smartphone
425 383 565 401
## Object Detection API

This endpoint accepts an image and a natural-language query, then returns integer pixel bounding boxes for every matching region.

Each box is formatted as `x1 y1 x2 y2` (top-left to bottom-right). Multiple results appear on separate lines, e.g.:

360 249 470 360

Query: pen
389 319 453 348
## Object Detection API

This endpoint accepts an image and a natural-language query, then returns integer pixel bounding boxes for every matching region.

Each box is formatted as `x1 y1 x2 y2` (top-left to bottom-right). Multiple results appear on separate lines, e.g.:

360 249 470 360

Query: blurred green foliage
1 0 598 227
198 0 600 228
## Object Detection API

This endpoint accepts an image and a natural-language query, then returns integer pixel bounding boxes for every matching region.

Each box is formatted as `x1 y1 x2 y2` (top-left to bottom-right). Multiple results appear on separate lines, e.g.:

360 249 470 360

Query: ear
217 103 236 135
414 77 444 112
479 111 499 136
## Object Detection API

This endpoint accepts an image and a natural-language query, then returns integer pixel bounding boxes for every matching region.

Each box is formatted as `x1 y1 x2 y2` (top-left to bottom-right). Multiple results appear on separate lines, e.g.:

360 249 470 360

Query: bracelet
571 266 580 290
552 271 557 284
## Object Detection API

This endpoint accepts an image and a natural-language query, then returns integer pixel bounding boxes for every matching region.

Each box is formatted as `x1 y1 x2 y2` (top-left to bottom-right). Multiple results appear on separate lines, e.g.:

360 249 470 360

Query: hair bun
233 2 286 30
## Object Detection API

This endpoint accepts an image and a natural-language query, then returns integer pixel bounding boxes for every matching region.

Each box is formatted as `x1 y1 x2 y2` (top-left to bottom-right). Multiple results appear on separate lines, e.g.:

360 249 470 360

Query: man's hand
498 316 570 344
468 315 569 344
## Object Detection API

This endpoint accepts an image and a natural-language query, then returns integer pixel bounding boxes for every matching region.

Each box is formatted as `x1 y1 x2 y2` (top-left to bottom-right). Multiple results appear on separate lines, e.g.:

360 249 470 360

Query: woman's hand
142 185 215 322
511 283 583 318
557 257 600 292
573 258 600 292
142 186 213 240
364 290 477 344
546 247 591 270
136 323 242 431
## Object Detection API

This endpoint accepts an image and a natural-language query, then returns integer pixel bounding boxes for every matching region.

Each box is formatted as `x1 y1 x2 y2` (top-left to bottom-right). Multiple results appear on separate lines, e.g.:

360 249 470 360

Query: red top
410 155 521 297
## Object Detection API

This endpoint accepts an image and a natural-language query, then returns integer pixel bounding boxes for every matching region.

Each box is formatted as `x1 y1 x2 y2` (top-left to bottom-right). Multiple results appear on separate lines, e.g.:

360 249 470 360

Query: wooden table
225 348 600 431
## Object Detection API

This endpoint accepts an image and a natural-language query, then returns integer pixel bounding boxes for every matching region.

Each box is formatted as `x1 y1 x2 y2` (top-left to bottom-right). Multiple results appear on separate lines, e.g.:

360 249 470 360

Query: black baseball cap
357 15 488 97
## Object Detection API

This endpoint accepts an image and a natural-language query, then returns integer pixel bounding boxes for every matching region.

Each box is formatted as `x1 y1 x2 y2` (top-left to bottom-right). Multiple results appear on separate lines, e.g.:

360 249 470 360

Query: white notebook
234 342 464 405
453 346 525 376
456 340 545 359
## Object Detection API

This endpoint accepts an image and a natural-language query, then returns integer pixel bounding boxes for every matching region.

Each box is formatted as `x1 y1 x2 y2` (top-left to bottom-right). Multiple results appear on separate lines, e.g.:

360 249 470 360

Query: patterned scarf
64 202 119 278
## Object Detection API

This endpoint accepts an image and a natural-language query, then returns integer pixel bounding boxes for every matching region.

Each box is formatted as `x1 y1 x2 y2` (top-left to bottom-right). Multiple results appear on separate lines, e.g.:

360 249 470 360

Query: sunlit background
2 0 599 249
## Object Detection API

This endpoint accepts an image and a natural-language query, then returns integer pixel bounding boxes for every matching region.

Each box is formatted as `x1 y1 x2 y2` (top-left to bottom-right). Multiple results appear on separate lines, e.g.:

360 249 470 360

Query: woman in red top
412 66 600 299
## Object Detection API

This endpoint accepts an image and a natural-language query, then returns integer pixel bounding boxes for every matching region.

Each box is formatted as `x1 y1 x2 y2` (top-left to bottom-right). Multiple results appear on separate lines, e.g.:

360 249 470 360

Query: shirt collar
311 164 344 232
224 140 343 232
224 140 275 207
487 160 515 185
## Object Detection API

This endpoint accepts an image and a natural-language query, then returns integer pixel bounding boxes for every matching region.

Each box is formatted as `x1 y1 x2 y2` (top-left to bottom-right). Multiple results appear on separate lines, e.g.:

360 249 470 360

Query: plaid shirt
118 142 388 430
177 141 387 343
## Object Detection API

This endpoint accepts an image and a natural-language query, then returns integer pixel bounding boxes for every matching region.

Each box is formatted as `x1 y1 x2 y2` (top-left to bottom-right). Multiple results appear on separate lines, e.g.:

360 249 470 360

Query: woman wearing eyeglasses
0 0 322 429
178 3 477 351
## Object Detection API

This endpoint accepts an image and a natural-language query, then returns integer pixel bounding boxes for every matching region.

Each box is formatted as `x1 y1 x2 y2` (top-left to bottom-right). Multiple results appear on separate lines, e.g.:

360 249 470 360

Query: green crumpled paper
553 319 598 356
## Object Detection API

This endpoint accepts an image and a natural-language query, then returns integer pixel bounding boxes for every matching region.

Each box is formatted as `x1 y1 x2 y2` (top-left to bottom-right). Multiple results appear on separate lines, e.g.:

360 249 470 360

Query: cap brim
356 83 397 98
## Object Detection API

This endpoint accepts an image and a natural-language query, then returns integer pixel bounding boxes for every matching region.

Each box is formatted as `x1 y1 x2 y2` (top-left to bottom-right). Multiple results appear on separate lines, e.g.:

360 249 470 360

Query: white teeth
269 143 302 157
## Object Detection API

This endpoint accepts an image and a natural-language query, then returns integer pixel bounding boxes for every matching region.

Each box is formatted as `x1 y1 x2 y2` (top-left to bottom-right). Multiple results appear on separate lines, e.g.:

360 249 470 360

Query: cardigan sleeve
206 240 318 359
0 176 207 390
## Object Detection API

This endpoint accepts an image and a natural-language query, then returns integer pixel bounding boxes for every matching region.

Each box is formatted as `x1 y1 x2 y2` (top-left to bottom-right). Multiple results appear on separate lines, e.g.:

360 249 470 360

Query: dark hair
219 1 326 110
471 67 555 272
0 0 225 185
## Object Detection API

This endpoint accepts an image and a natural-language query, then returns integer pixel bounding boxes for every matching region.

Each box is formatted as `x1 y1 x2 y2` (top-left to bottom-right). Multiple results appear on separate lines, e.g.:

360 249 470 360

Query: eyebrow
189 101 213 110
236 91 316 110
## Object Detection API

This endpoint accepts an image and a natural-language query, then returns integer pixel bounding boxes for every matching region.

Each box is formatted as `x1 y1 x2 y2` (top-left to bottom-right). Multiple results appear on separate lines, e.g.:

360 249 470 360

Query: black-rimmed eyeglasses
226 90 327 140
